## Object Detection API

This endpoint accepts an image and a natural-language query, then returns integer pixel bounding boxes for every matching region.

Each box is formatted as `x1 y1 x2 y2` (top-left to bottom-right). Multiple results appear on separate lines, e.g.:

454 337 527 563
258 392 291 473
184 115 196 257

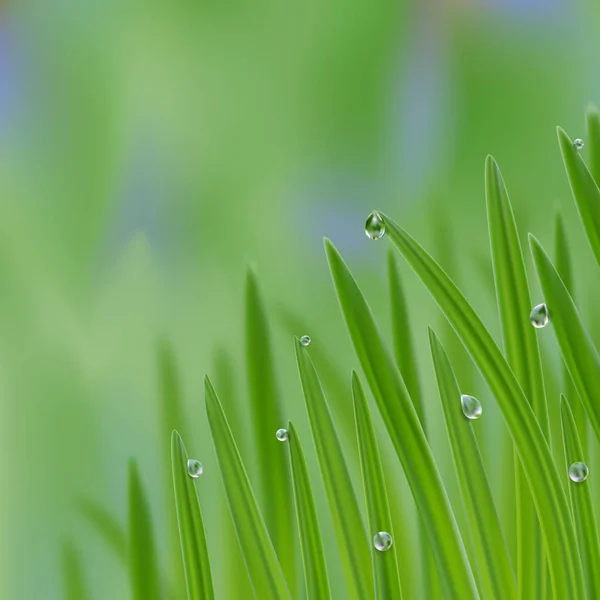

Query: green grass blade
560 395 600 600
352 372 403 600
294 337 373 600
79 499 127 564
381 214 585 600
429 329 516 600
529 234 600 442
586 104 600 185
171 430 214 600
324 240 479 600
557 126 600 268
286 421 332 600
62 541 90 600
204 376 291 600
128 461 161 600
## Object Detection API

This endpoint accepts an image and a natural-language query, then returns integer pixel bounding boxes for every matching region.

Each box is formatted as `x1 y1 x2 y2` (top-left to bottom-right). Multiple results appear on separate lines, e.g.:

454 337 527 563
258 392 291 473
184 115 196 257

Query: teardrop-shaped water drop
276 428 289 442
300 335 311 347
461 394 482 420
373 532 393 552
530 303 549 328
365 211 385 240
574 138 585 150
569 462 589 483
187 459 203 478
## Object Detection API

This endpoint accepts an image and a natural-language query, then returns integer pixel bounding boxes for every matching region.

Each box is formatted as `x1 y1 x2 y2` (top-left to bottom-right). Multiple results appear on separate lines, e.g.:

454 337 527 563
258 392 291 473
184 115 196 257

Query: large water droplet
461 394 482 420
569 462 589 483
574 138 585 150
276 428 289 442
300 335 311 347
187 459 203 478
373 532 393 552
530 303 549 328
365 211 385 240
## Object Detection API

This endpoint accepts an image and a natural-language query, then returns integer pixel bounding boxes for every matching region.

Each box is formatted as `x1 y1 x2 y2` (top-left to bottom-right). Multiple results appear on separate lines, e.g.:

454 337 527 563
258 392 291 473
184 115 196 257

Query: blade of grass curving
171 430 214 600
324 240 479 600
78 499 127 564
586 104 600 185
557 127 600 268
560 395 600 599
128 461 161 600
62 541 90 600
204 376 291 599
529 235 600 442
286 421 332 600
352 371 403 599
485 155 547 599
380 214 585 599
294 337 373 600
429 329 516 600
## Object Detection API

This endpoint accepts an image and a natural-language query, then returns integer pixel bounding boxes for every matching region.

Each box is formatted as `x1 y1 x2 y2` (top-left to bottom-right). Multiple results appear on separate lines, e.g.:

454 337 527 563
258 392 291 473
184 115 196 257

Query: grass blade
560 395 600 599
286 421 332 600
294 337 373 600
204 376 291 599
79 499 127 564
171 430 214 600
324 240 479 600
62 541 90 600
429 329 516 600
381 214 585 600
586 104 600 185
352 371 403 600
128 461 161 600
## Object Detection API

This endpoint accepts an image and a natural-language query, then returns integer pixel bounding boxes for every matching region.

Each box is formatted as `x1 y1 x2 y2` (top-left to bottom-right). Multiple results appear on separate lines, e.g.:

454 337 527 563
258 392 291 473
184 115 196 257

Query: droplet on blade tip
365 211 385 240
187 459 203 478
276 428 289 442
574 138 584 150
300 335 311 347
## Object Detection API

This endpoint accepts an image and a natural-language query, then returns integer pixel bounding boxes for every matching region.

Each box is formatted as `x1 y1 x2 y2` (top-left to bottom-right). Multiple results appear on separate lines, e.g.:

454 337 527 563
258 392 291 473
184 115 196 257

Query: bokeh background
2 0 600 597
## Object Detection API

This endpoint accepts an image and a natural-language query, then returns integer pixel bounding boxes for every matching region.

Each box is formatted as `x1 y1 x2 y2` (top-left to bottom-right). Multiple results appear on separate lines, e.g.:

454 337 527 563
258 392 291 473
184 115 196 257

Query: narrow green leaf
62 541 90 600
586 104 600 185
294 337 373 600
79 499 127 564
171 430 214 600
352 371 403 600
557 126 600 268
560 395 600 600
429 329 516 600
204 376 291 600
324 240 479 600
128 461 161 600
286 421 332 600
381 214 585 600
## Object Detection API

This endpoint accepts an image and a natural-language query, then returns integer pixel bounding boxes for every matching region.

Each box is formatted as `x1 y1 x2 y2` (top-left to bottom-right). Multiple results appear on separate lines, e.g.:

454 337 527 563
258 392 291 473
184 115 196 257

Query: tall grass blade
381 214 585 599
171 430 214 600
62 541 90 600
79 499 127 564
324 240 479 600
204 376 291 599
286 421 332 600
586 104 600 185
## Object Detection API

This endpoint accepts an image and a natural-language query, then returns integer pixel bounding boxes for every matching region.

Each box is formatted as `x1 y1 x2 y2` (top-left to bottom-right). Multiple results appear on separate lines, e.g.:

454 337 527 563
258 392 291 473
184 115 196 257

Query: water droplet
569 462 589 483
530 303 549 328
187 459 203 478
461 394 482 420
300 335 311 347
365 211 385 240
276 428 289 442
373 532 393 552
574 138 585 150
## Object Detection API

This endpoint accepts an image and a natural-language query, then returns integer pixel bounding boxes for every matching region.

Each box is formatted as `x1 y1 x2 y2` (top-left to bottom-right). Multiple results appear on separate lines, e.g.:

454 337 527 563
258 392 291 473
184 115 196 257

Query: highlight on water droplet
530 303 549 328
461 394 482 420
276 428 289 442
300 335 311 347
365 211 385 240
187 459 203 478
574 138 585 150
373 531 393 552
568 462 589 483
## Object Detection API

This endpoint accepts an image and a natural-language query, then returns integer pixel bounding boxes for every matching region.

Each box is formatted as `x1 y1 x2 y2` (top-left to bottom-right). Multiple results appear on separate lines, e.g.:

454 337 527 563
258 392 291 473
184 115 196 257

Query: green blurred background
2 0 600 597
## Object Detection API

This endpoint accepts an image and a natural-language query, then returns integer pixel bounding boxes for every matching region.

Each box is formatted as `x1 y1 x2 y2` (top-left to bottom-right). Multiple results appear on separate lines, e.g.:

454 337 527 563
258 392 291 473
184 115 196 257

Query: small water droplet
187 459 203 478
530 303 549 328
276 428 289 442
574 138 585 150
569 462 589 483
373 532 393 552
461 394 482 420
300 335 311 347
365 211 385 240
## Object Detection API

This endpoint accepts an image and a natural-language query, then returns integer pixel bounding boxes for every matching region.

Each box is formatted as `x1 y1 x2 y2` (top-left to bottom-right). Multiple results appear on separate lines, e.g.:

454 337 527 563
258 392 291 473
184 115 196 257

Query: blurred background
2 0 600 597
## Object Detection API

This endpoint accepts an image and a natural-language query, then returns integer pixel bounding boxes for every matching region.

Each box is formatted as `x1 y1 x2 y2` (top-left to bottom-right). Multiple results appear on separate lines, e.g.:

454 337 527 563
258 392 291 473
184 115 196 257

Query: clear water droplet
373 532 393 552
569 462 589 483
300 335 311 347
276 428 289 442
461 394 482 420
574 138 585 150
365 211 385 240
187 459 203 478
530 303 549 328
